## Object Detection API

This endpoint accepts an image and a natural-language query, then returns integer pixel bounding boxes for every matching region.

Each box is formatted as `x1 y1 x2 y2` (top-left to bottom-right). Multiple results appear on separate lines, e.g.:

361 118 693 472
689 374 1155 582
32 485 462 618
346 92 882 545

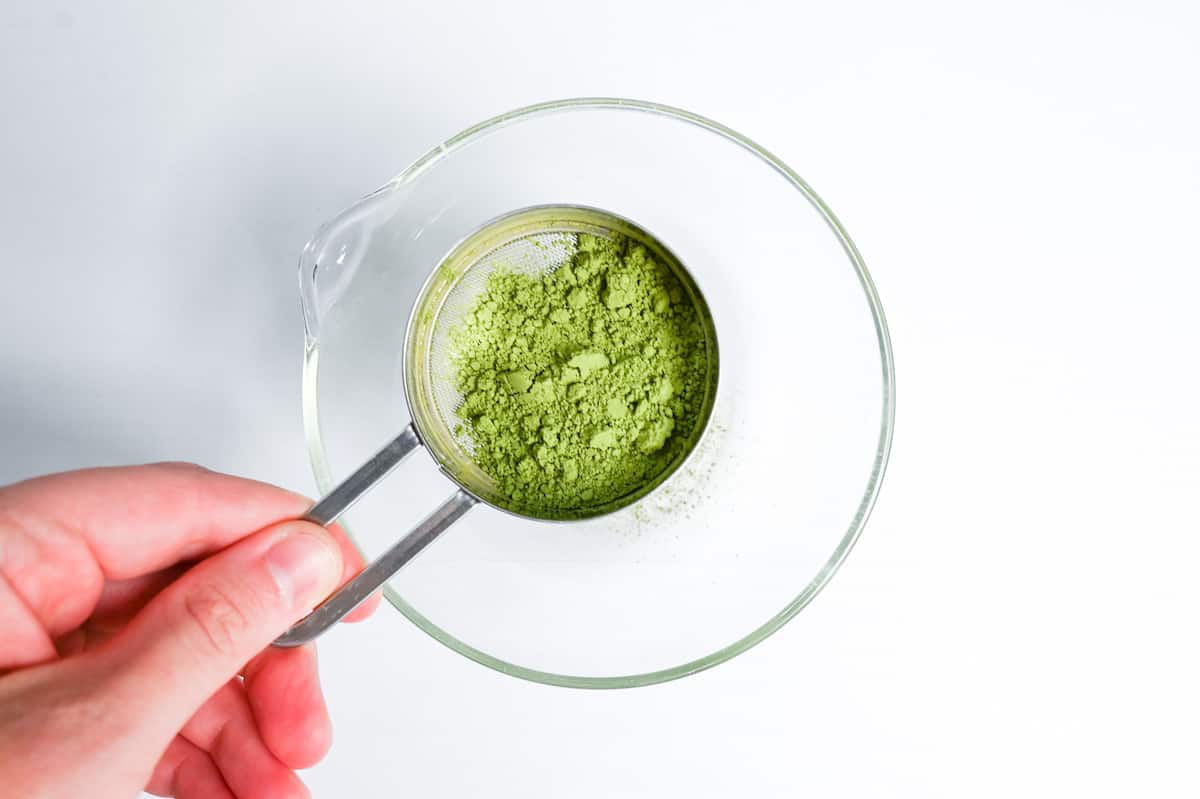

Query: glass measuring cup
282 98 893 687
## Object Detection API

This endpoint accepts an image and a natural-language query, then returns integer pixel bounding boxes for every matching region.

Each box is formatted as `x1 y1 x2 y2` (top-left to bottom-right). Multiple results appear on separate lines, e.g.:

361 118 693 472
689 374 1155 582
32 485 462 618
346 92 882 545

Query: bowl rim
300 96 896 689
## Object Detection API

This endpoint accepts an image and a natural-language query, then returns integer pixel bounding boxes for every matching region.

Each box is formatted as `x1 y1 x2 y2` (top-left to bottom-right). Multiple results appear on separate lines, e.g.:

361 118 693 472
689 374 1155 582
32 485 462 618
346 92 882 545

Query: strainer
276 204 719 646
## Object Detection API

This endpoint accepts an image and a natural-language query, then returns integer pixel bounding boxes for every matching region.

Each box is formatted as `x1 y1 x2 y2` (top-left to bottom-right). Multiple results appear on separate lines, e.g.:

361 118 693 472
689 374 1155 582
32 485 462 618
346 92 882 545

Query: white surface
1 1 1197 796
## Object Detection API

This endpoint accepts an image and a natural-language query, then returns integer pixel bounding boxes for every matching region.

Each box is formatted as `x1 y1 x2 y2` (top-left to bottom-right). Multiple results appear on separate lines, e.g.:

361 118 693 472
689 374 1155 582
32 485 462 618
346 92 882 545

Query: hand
0 463 380 799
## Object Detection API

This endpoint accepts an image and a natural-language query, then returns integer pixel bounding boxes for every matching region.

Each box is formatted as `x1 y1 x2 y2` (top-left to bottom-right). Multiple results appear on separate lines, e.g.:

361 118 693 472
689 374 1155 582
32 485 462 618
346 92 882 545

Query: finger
91 542 378 627
0 463 310 638
91 565 188 622
2 463 312 575
97 519 343 756
0 572 56 669
176 680 309 799
0 465 371 643
55 566 373 662
328 523 380 623
146 736 235 799
54 568 191 659
243 645 331 768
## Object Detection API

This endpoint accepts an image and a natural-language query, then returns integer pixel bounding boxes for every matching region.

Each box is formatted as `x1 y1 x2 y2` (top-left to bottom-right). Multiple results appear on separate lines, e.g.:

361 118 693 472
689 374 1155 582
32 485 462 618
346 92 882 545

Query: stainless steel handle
304 424 422 527
273 423 477 647
275 489 477 647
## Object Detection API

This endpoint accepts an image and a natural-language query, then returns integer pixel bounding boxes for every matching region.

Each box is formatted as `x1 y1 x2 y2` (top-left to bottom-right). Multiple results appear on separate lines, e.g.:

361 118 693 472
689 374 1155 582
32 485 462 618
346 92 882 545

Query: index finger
0 463 374 640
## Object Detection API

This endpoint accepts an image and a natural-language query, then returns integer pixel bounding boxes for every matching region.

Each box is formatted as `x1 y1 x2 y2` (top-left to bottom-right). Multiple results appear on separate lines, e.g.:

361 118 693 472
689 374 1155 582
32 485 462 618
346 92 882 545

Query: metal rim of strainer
401 203 721 522
301 97 895 689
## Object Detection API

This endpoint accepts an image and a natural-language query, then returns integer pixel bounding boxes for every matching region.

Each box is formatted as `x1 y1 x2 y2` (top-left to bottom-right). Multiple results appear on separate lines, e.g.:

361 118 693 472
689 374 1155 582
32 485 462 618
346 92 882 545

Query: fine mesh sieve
425 231 579 459
276 204 719 646
406 204 720 519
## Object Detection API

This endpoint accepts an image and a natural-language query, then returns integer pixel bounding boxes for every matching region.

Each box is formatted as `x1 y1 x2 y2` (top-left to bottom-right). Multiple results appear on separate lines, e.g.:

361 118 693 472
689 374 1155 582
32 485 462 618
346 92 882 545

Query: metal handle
304 424 422 527
273 423 477 647
275 489 476 646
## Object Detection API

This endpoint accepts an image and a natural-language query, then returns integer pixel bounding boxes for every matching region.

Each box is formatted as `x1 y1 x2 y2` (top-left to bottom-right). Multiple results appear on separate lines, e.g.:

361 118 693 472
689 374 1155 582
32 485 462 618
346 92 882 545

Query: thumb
103 520 343 741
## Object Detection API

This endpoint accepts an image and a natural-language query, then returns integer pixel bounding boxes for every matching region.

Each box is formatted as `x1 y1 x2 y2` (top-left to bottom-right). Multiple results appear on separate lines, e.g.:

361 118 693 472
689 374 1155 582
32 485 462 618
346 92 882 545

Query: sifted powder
450 233 710 516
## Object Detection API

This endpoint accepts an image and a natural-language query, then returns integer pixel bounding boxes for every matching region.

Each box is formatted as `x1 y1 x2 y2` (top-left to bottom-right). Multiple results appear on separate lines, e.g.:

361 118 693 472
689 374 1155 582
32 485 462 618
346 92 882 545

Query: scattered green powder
450 233 710 516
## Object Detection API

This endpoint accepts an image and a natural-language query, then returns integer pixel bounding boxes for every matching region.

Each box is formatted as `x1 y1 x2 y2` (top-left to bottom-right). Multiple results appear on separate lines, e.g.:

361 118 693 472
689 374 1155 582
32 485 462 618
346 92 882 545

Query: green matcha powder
450 233 710 516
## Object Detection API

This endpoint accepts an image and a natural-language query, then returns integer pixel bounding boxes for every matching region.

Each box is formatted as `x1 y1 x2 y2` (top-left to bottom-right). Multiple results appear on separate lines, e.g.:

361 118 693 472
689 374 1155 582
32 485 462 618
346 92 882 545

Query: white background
2 1 1198 797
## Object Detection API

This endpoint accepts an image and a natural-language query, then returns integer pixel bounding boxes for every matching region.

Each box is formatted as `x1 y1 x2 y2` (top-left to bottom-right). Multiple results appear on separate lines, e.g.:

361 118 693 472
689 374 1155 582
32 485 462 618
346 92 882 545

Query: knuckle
182 583 250 658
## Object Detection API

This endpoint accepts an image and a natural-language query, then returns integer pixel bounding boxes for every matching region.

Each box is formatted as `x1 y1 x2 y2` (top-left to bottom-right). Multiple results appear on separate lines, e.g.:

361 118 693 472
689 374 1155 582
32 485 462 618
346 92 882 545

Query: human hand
0 464 380 799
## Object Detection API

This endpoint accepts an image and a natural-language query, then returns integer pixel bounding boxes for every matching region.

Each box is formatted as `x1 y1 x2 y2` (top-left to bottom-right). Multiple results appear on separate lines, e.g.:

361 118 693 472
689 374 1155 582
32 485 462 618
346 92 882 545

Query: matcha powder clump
449 233 712 516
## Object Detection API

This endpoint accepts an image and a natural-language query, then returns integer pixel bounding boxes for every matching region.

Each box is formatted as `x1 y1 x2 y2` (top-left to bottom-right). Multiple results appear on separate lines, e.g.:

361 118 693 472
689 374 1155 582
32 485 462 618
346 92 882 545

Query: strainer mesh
428 231 578 451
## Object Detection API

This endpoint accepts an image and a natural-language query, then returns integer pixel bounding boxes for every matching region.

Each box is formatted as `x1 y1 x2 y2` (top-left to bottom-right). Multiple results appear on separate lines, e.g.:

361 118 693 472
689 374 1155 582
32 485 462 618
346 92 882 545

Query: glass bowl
299 98 894 688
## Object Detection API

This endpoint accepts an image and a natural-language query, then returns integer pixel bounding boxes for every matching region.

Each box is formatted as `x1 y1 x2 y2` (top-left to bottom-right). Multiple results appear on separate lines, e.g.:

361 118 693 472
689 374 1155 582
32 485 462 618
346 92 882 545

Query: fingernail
265 527 341 610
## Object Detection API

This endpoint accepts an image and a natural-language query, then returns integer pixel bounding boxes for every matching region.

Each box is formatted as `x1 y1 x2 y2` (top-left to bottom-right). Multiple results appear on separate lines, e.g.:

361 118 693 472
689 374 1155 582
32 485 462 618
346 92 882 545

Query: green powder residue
450 233 711 516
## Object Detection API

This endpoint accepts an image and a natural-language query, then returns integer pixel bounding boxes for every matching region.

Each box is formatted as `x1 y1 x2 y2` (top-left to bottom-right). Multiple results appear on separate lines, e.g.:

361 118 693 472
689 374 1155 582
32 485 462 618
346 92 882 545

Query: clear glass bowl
299 98 894 688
